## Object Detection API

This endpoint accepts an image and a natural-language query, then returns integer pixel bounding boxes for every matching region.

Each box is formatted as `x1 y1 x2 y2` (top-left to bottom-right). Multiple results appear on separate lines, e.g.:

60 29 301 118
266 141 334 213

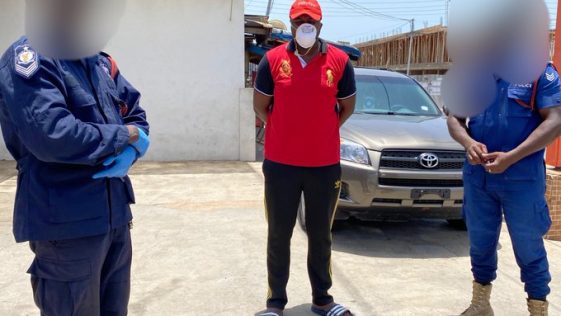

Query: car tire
447 219 467 230
297 194 344 232
297 193 307 232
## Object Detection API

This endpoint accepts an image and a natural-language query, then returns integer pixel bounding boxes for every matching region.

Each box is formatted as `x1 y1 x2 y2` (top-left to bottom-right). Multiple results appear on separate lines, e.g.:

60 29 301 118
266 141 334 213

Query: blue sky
244 0 559 44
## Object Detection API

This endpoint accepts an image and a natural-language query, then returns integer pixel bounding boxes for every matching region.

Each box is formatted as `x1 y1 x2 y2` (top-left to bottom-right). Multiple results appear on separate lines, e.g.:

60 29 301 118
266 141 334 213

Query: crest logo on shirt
279 59 292 78
546 72 556 82
326 69 335 87
14 45 39 79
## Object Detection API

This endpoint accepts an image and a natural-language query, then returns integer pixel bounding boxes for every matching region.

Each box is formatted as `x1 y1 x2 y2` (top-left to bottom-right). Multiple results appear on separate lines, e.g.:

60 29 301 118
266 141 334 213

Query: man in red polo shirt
253 1 356 315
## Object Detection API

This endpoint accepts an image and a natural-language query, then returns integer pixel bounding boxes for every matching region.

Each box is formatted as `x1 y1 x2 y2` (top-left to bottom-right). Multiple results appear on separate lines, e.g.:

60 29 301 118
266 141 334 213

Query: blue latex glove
131 128 150 158
93 146 137 179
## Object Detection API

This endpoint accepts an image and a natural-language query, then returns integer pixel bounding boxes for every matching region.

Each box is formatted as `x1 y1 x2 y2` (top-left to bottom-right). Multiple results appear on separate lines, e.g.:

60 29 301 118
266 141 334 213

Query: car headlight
340 139 370 165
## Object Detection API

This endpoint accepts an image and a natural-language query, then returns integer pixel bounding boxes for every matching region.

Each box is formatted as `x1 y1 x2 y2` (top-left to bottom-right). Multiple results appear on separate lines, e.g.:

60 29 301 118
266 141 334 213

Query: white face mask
294 23 318 49
25 0 126 60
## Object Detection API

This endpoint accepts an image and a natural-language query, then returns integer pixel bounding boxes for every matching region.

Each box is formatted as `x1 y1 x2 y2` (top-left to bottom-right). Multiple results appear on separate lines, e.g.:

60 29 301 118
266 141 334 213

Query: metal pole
266 0 274 16
545 0 561 167
445 0 450 26
555 0 561 66
407 19 414 75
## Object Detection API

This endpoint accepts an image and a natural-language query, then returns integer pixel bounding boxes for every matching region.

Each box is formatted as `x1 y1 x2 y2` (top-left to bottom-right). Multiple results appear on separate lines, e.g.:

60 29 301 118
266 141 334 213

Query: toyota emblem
418 153 439 169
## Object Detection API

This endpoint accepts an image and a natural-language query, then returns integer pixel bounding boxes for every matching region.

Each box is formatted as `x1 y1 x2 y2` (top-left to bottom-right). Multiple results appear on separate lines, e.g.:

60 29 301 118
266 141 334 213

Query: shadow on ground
284 304 316 315
331 219 472 259
255 304 316 316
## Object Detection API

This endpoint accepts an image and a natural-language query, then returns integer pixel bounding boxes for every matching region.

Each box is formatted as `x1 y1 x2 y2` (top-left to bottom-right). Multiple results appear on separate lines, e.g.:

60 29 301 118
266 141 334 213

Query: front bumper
338 150 464 221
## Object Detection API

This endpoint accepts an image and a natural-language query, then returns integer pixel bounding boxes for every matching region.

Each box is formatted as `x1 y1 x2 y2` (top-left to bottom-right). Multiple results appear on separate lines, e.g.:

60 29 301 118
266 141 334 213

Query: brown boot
527 299 548 316
460 281 494 316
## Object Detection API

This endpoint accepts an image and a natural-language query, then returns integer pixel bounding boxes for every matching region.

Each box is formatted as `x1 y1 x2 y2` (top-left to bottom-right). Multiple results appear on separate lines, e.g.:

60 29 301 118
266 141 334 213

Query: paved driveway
0 161 560 315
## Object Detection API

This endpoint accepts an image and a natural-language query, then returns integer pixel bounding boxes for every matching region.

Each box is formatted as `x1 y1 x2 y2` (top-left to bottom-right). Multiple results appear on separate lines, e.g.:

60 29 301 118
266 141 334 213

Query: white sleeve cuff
337 91 357 100
254 87 273 97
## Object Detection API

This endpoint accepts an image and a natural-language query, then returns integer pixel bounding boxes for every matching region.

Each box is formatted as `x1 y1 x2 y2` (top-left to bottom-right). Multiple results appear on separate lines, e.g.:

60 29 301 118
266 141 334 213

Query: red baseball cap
290 0 322 21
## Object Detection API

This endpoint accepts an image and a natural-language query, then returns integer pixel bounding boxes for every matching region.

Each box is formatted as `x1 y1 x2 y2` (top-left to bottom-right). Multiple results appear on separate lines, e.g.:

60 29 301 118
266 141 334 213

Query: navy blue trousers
464 182 552 299
27 225 132 316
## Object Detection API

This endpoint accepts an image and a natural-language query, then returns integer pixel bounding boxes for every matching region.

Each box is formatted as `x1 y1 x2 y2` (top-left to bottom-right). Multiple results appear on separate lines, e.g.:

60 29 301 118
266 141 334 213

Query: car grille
380 150 465 170
372 198 464 207
378 178 464 187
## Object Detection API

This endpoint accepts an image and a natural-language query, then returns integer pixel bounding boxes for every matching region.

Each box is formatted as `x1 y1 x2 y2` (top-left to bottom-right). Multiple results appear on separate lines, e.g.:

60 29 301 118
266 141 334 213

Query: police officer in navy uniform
447 64 561 316
0 34 150 314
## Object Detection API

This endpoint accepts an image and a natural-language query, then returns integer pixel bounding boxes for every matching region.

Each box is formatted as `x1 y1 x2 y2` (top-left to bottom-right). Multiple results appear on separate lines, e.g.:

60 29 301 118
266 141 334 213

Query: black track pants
263 159 342 310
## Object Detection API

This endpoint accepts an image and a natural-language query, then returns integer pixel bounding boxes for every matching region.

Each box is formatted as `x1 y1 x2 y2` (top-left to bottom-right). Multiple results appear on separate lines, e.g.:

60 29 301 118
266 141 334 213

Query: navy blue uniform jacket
0 37 149 242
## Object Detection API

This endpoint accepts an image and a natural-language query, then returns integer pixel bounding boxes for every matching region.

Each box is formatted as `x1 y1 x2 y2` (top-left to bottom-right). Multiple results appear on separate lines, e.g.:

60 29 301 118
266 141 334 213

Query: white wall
0 0 255 161
0 0 25 160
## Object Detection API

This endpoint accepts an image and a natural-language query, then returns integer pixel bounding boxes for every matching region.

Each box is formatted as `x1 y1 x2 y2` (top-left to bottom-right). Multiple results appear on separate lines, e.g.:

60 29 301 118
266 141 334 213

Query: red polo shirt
255 40 356 167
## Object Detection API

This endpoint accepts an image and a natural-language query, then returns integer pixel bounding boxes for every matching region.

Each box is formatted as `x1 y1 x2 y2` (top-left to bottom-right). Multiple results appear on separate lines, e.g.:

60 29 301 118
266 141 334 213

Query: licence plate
411 189 451 199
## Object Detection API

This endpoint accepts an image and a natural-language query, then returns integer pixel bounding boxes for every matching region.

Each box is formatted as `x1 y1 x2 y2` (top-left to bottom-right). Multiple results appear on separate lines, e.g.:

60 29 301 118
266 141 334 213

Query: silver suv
298 68 466 229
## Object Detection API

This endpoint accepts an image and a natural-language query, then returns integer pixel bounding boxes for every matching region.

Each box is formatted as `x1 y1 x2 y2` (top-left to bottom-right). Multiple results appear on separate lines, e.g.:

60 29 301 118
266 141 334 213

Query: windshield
354 74 441 116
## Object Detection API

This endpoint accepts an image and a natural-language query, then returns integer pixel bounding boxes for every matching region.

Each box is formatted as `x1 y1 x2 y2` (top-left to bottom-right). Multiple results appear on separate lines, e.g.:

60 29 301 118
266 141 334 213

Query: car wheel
297 194 344 232
297 193 306 232
447 219 467 230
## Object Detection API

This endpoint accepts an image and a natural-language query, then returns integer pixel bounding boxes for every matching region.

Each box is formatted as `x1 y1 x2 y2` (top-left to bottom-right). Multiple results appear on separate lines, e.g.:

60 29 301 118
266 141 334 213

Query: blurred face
447 0 549 84
25 0 126 59
442 0 550 117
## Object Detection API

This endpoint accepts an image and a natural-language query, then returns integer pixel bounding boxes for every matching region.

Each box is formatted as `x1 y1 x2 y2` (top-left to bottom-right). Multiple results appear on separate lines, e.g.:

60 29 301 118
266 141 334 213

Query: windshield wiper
356 111 434 117
396 113 440 117
356 111 395 115
393 113 419 116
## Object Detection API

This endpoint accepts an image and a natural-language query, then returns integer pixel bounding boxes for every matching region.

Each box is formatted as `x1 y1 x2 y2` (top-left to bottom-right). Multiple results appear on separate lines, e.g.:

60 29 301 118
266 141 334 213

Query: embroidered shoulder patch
14 45 39 79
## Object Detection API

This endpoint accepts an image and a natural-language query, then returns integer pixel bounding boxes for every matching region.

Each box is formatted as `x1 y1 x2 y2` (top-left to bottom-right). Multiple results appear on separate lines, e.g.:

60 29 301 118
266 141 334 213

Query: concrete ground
0 161 561 316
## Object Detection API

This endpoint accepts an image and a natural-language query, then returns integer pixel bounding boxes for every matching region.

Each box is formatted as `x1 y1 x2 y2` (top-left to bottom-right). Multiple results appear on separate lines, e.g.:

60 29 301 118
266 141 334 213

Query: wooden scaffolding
356 26 556 76
355 26 449 75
